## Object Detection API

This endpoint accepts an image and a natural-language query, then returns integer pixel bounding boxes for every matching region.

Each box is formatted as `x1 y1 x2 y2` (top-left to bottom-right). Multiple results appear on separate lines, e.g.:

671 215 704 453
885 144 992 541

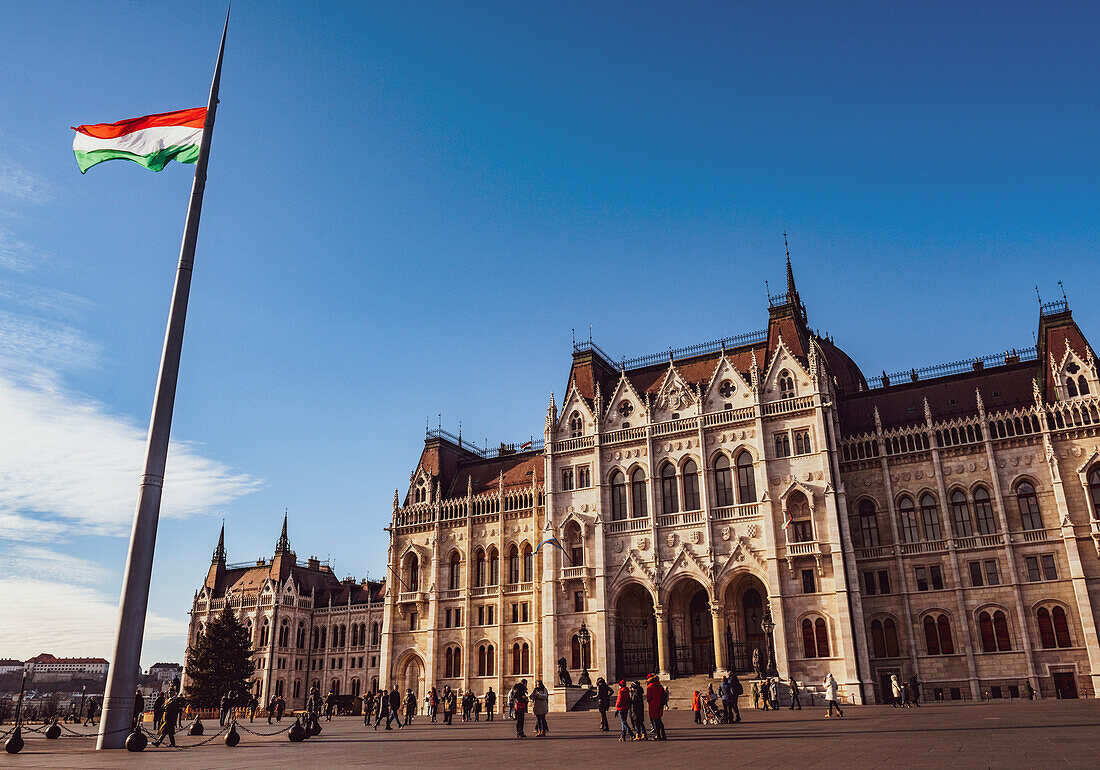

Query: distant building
0 659 23 675
25 653 109 681
147 662 183 686
183 518 385 708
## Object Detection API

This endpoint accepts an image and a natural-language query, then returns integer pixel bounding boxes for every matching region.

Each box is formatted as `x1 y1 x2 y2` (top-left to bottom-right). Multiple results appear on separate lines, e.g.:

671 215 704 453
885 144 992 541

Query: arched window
351 678 361 697
682 460 700 511
371 622 380 646
293 680 301 699
478 644 495 677
406 554 419 591
489 548 499 585
449 552 461 590
923 616 940 655
898 496 919 543
979 612 996 652
297 622 306 649
993 610 1011 651
570 634 590 669
610 471 627 520
884 618 900 657
1067 377 1079 397
521 642 530 674
870 620 887 658
631 469 648 518
569 412 582 438
340 624 347 648
858 500 880 547
815 618 829 657
920 494 942 540
319 625 326 649
1079 376 1090 395
475 549 486 587
801 618 816 658
737 451 757 503
259 618 269 647
311 627 319 650
973 487 997 535
1053 606 1071 648
508 545 520 585
512 643 522 675
1090 468 1100 520
937 615 954 654
950 490 972 537
350 624 359 647
788 492 813 542
1016 482 1041 531
330 678 340 696
278 620 289 647
445 646 461 678
1037 607 1056 649
660 463 679 515
522 543 533 582
713 455 734 507
779 370 795 399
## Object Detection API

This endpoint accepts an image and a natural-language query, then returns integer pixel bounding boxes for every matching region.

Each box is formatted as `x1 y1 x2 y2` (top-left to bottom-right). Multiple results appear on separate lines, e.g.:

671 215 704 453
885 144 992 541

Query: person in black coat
484 687 496 721
132 689 145 730
595 678 612 731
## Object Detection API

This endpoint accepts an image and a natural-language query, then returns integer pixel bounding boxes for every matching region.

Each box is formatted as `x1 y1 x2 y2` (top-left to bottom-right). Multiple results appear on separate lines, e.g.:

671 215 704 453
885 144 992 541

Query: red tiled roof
448 451 545 497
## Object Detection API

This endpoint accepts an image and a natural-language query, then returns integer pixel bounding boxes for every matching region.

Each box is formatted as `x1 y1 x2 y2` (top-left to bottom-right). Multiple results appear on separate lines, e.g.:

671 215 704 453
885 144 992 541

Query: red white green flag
71 107 206 174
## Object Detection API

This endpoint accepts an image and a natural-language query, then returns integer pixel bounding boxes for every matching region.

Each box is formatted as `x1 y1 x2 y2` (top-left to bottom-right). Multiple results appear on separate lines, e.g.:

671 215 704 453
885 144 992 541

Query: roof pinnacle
275 510 290 554
212 521 226 564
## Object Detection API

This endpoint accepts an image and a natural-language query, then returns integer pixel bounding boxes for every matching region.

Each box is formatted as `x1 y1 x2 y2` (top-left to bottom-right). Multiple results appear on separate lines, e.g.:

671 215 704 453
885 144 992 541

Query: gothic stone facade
382 266 1100 707
184 518 385 708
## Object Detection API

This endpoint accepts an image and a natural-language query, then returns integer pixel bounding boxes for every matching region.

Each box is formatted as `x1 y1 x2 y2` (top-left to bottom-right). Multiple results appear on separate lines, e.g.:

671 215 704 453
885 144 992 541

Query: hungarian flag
72 107 205 173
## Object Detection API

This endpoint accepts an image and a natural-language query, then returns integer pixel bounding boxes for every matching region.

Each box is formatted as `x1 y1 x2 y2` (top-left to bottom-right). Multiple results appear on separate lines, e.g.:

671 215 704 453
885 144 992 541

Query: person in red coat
645 674 668 741
614 680 635 742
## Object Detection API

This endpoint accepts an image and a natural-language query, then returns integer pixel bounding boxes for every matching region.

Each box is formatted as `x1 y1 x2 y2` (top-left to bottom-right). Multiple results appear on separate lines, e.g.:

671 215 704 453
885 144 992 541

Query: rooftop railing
426 428 544 458
867 347 1036 390
573 329 768 371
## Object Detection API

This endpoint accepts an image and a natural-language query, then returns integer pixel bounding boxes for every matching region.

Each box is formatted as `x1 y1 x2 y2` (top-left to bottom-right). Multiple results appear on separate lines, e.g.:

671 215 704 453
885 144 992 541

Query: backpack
660 687 669 707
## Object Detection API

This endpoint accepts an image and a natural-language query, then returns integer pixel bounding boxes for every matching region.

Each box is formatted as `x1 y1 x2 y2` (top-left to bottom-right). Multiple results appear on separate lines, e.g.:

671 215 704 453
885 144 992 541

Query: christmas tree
184 605 256 708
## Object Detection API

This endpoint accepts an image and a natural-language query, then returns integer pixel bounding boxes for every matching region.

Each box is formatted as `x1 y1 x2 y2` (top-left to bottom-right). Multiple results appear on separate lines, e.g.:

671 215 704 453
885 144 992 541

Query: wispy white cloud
0 576 187 661
0 224 46 273
0 544 110 584
0 155 53 204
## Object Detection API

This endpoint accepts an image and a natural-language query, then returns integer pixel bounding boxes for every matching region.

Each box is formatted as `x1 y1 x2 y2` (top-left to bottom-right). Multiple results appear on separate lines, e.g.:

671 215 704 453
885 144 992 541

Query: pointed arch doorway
722 574 768 674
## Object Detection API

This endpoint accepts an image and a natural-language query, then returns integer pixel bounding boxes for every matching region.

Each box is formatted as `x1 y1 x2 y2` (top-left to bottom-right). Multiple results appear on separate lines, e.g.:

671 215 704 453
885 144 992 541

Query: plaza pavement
3 699 1098 768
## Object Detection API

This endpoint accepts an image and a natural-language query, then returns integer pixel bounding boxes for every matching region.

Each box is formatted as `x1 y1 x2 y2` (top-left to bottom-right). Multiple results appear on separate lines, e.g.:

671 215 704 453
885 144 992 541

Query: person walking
388 685 404 728
823 673 844 718
512 680 529 738
324 689 337 721
890 675 903 708
769 678 780 710
594 678 611 731
473 694 482 721
266 694 278 724
1026 681 1035 701
789 677 802 710
275 695 285 722
404 688 416 725
645 674 667 741
630 680 648 740
532 680 549 736
692 690 702 724
375 688 391 729
752 681 761 710
83 695 98 726
908 676 921 707
443 685 456 725
152 692 165 731
428 687 438 723
151 693 184 748
719 675 741 723
132 688 145 731
219 691 231 727
484 687 496 721
462 689 473 722
615 680 634 742
306 687 323 732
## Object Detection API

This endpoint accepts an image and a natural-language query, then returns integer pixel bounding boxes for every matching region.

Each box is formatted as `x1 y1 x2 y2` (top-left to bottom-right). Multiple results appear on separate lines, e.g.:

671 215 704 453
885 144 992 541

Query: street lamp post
761 603 779 678
578 622 592 688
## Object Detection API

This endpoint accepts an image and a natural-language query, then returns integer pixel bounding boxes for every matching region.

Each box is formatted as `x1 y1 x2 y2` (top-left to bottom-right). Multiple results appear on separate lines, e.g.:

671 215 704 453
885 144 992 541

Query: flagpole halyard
96 8 230 750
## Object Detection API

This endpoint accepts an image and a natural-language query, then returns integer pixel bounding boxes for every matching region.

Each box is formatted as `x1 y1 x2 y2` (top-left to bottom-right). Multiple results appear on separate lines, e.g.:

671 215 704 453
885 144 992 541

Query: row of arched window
441 642 533 678
800 618 830 658
310 621 380 650
869 606 1073 658
856 481 1044 546
608 452 757 520
406 545 536 591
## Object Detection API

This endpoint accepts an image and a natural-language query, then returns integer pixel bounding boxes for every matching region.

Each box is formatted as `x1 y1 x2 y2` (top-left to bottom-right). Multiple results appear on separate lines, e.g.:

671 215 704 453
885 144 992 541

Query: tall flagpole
97 10 229 750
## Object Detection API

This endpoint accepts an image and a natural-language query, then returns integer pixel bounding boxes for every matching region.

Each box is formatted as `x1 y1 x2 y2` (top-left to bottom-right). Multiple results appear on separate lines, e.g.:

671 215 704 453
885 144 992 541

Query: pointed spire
785 233 796 299
275 511 290 554
212 521 226 564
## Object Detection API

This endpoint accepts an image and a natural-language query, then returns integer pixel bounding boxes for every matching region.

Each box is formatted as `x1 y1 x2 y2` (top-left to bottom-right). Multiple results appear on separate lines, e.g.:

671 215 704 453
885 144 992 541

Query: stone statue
557 657 573 687
752 647 763 679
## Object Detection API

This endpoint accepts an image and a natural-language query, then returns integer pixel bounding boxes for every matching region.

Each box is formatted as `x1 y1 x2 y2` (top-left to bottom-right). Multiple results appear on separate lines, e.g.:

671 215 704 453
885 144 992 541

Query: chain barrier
237 722 294 737
6 715 299 752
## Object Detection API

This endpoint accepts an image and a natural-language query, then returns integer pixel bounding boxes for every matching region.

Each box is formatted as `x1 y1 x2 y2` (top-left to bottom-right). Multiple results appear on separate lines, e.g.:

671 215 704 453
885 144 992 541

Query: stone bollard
288 718 305 742
45 720 61 739
225 722 240 747
125 730 148 752
189 718 204 735
4 725 24 754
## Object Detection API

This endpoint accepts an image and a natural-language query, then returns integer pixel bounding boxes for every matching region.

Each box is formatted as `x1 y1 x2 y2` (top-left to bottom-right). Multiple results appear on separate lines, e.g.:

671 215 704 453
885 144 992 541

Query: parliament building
188 261 1100 709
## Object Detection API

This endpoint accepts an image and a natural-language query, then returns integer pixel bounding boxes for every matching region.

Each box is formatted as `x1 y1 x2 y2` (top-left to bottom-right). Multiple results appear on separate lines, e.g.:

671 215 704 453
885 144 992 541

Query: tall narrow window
993 611 1011 651
449 552 461 591
475 549 486 587
522 543 532 582
779 371 795 399
407 554 419 591
1037 607 1056 649
682 460 700 511
898 496 919 543
569 412 582 438
736 452 757 503
1016 482 1041 531
508 546 520 584
1053 606 1071 648
870 620 886 658
775 432 791 458
489 548 499 586
801 619 816 658
512 643 522 675
788 493 813 542
937 615 954 654
660 463 679 515
920 494 942 540
794 429 812 455
1090 468 1100 519
884 618 900 657
858 500 880 547
973 487 996 535
714 455 734 507
610 471 627 520
814 618 830 657
631 469 648 518
924 616 940 655
950 490 973 537
979 612 996 652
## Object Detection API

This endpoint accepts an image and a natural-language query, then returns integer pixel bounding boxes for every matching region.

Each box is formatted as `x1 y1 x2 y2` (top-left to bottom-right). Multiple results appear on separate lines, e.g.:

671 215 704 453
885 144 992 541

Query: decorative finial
212 521 226 563
1059 280 1067 304
275 511 290 555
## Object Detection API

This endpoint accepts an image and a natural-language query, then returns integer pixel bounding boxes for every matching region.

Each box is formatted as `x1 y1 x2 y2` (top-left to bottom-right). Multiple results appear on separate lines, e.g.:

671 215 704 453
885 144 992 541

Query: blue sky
0 1 1096 666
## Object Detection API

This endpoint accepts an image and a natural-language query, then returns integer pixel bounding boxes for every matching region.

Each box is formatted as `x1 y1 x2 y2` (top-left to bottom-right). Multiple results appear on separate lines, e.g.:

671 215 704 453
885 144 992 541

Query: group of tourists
888 675 921 708
612 674 669 741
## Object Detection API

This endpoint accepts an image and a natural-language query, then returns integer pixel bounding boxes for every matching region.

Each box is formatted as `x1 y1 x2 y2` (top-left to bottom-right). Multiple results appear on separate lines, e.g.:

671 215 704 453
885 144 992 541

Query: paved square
5 701 1099 768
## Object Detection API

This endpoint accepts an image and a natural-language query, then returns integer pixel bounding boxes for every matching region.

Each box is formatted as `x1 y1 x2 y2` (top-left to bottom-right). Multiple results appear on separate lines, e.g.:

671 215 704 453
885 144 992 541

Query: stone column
655 605 671 679
711 607 729 677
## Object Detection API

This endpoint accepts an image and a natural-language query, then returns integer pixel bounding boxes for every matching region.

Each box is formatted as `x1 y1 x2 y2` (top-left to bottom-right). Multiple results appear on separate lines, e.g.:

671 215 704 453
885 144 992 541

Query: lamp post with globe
761 603 779 678
578 622 592 688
